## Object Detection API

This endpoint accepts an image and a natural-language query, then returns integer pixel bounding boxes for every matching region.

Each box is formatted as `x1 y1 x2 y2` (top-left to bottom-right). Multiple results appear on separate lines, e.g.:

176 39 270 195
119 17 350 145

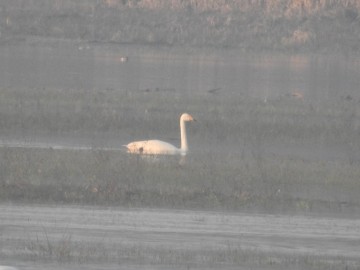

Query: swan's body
124 113 195 156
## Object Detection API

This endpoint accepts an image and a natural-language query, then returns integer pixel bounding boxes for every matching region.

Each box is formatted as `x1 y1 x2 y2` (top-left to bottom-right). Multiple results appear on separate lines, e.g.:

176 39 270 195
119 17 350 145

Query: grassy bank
1 146 359 215
1 0 360 53
1 86 359 216
17 230 359 270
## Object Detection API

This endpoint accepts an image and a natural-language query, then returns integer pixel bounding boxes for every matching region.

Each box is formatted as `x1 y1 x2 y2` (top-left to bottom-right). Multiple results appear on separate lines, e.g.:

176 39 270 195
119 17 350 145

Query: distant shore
0 0 359 53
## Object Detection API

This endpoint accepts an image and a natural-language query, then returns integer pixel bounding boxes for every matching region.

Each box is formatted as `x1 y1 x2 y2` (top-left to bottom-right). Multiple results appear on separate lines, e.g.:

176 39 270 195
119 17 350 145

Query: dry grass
15 227 358 269
1 0 360 52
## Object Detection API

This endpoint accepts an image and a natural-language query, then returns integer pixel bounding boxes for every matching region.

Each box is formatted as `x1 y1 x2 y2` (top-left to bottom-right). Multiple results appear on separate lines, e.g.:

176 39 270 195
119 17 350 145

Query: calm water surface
1 43 360 104
1 43 360 270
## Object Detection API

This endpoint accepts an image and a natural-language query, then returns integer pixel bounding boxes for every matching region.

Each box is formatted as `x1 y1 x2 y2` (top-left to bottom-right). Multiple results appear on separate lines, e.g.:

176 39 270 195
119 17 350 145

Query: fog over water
1 41 360 269
1 43 359 103
1 43 360 161
1 1 360 269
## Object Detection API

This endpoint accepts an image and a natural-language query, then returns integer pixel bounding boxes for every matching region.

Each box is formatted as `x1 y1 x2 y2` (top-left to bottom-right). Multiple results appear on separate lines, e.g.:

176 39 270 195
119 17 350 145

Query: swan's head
181 113 195 122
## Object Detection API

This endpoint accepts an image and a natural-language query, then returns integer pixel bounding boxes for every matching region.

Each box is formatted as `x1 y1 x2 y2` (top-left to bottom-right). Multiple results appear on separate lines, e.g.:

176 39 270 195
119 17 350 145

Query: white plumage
124 113 195 155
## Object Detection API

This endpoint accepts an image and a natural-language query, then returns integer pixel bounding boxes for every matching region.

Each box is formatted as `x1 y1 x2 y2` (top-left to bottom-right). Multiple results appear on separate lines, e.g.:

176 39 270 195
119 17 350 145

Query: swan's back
125 112 194 156
125 140 181 155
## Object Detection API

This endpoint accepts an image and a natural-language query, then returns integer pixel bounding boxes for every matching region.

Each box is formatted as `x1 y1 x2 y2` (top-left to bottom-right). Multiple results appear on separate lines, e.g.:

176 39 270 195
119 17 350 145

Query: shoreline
1 0 359 54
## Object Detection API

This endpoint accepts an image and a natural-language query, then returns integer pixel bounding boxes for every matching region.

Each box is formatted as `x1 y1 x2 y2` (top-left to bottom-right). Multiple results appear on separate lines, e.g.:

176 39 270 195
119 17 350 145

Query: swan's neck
180 118 188 152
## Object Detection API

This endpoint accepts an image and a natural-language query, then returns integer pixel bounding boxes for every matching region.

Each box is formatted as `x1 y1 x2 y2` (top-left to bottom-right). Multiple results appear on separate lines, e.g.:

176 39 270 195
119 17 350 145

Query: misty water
1 42 360 161
1 42 360 103
1 42 360 269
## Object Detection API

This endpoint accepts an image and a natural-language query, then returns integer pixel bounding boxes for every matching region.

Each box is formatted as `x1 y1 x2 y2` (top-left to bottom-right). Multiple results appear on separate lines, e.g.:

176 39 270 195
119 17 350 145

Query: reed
17 227 359 269
1 0 359 52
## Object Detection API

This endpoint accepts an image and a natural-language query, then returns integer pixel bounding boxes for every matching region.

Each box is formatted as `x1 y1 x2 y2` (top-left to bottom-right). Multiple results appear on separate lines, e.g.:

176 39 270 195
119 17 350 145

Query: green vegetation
1 0 360 52
1 86 359 216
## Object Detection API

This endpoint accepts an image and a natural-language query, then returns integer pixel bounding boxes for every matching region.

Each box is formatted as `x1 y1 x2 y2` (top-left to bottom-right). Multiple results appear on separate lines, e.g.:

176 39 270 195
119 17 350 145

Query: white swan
124 113 195 155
